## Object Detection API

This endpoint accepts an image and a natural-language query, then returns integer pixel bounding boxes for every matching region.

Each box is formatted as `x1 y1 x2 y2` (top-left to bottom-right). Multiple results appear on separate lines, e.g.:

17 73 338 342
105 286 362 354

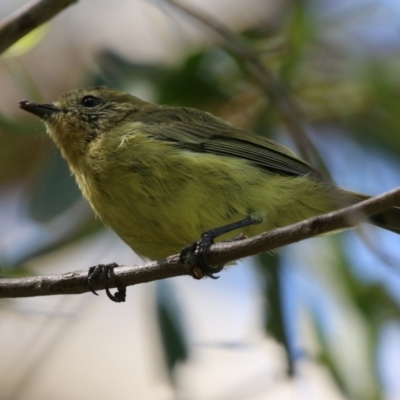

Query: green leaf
156 284 188 376
28 150 81 222
257 252 293 375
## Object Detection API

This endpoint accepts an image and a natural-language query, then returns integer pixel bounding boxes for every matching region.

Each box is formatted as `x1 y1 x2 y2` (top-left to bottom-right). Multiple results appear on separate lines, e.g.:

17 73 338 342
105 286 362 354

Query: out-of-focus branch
0 0 78 55
164 0 327 172
1 187 399 300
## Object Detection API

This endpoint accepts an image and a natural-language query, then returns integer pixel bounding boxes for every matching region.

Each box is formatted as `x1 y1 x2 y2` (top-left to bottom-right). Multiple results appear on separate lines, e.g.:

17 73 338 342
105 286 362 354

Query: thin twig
1 187 399 299
209 187 400 265
0 0 78 55
163 0 327 173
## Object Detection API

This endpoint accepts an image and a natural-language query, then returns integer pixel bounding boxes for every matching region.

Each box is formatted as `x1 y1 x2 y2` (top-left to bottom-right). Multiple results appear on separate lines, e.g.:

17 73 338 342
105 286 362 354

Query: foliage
1 1 400 398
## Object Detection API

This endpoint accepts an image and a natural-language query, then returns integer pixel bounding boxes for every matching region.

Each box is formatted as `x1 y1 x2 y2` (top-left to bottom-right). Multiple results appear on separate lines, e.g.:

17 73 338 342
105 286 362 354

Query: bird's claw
87 263 126 302
180 233 224 279
105 286 126 303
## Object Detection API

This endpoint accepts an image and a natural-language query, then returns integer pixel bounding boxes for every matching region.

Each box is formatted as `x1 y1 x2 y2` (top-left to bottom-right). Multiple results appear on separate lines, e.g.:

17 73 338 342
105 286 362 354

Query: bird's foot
180 232 224 280
88 263 126 303
180 218 258 280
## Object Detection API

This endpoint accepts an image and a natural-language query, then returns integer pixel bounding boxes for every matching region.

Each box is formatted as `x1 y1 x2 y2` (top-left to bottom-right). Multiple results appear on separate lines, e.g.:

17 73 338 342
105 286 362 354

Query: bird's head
19 86 150 166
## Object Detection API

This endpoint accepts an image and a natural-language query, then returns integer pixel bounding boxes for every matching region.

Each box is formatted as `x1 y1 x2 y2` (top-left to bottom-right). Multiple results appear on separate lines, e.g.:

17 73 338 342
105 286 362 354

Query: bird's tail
340 190 400 235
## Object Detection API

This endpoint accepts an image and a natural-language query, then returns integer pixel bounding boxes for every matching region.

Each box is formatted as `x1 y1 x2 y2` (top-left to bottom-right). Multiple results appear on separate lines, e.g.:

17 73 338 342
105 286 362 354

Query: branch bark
0 0 78 55
1 187 399 299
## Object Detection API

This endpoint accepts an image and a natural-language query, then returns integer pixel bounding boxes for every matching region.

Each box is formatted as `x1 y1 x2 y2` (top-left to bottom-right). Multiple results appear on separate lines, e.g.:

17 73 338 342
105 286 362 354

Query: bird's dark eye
81 95 102 108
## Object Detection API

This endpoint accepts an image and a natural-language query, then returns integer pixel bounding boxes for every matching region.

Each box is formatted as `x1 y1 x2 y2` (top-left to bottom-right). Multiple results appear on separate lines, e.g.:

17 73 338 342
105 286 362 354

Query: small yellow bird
19 87 400 299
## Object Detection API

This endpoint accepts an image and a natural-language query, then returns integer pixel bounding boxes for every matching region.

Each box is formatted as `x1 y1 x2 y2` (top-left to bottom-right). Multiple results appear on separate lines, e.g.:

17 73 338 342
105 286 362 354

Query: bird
19 86 400 300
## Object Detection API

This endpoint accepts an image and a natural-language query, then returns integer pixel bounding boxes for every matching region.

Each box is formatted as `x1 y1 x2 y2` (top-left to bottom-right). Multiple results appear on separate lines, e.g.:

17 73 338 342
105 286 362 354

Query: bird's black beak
19 100 62 119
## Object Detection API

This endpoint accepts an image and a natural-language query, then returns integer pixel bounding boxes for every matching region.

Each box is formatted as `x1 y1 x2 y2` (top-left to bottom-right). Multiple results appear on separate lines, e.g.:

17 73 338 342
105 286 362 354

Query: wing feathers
137 107 323 179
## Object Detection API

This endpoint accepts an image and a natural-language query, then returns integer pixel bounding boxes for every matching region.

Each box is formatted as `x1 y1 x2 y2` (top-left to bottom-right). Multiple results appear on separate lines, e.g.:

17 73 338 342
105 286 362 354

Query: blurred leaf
96 48 242 110
257 252 293 375
311 236 391 400
28 150 81 222
0 264 32 278
315 318 381 400
314 317 348 396
157 49 238 108
156 284 188 375
334 235 400 324
0 124 46 183
279 0 316 84
349 62 400 156
2 23 52 59
0 112 42 136
93 50 165 89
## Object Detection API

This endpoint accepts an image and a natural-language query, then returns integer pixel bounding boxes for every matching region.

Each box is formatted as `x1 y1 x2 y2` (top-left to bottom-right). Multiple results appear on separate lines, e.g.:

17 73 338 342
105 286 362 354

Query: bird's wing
139 106 324 179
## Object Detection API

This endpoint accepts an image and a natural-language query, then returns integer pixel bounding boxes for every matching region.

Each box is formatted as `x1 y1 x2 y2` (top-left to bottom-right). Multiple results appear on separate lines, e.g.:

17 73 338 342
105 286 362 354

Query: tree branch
164 0 327 172
1 187 399 299
0 0 78 55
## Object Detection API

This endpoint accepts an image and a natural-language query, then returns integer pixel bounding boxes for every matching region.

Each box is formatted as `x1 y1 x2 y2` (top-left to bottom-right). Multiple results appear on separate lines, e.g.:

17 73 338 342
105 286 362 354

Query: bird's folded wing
141 107 323 179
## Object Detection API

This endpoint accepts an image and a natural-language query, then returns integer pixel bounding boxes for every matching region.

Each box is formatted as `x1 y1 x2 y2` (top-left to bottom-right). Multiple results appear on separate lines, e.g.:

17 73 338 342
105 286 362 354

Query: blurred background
1 0 400 399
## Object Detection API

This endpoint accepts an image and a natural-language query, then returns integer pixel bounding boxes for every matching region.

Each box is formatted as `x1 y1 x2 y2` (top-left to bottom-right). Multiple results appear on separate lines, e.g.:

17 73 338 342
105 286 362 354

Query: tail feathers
340 190 400 235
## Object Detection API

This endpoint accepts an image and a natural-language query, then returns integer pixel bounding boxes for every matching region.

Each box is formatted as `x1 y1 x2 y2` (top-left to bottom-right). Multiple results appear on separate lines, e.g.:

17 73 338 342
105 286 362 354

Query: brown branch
1 187 399 299
164 0 327 172
0 256 189 299
0 0 78 55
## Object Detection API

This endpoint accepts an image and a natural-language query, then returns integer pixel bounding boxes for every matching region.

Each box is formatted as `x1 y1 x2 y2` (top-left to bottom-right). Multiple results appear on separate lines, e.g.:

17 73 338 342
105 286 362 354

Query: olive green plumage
19 87 400 260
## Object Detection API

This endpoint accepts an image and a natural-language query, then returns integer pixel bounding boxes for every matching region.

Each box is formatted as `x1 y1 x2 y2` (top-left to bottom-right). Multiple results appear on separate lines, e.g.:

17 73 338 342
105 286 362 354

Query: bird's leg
88 263 126 303
180 217 261 279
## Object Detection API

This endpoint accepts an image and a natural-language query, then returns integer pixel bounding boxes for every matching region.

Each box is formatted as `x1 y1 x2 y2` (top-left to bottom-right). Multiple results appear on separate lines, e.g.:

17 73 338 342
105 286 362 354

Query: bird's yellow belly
80 145 336 260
